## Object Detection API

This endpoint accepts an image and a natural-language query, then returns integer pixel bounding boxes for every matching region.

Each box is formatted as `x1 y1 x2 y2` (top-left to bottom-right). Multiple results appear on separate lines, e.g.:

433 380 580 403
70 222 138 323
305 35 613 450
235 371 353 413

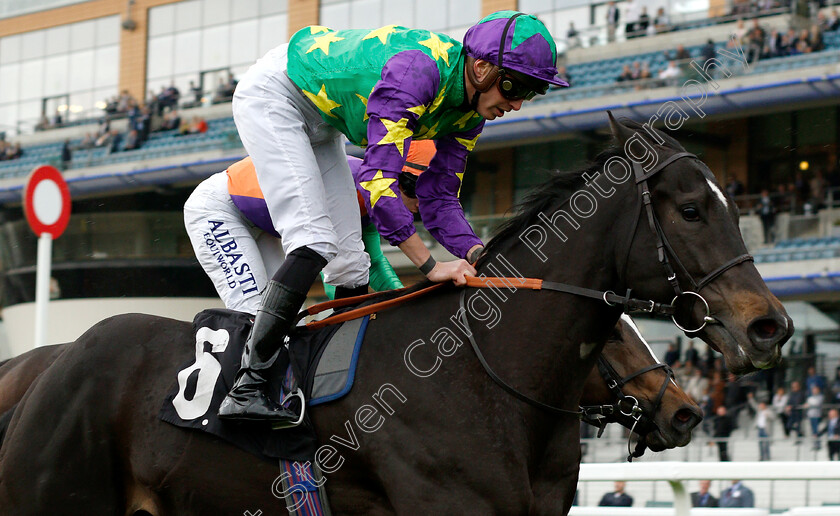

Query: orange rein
304 277 542 330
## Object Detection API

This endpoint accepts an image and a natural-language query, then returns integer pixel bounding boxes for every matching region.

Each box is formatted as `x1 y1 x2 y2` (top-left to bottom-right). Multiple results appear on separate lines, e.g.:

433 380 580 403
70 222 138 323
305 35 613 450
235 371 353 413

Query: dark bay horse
0 317 699 451
0 115 787 515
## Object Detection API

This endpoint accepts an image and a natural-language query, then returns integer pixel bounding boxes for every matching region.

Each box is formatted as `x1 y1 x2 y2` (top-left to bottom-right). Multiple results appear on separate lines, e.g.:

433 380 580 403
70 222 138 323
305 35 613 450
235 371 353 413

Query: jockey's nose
510 99 524 111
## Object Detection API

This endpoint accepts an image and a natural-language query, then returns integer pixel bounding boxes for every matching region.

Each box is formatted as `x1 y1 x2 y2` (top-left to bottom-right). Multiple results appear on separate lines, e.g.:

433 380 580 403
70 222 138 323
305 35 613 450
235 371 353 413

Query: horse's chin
643 425 692 452
699 324 782 375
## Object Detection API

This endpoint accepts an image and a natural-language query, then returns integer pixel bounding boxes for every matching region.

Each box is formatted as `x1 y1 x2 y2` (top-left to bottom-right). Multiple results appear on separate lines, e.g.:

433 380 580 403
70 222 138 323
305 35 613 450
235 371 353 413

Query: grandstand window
259 0 288 15
175 1 202 32
383 0 415 27
416 0 449 31
0 15 119 133
232 0 260 21
351 0 383 29
231 19 259 65
147 0 288 105
202 0 231 27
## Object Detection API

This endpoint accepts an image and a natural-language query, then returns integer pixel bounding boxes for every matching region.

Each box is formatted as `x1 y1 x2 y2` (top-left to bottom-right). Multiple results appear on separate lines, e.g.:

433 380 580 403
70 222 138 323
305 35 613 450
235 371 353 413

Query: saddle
159 308 371 463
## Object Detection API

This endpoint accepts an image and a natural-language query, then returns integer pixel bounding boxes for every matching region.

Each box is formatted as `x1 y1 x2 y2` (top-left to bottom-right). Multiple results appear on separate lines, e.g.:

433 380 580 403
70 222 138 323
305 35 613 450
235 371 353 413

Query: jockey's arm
356 52 479 285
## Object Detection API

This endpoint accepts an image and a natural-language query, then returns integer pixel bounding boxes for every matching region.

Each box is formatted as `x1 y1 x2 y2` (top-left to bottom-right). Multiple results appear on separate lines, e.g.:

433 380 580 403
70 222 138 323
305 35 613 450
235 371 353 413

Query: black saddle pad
159 308 345 462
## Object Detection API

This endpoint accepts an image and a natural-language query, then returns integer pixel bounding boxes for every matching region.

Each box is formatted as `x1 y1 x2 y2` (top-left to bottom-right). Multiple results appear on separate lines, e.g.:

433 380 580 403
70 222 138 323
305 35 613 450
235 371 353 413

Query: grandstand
2 0 840 511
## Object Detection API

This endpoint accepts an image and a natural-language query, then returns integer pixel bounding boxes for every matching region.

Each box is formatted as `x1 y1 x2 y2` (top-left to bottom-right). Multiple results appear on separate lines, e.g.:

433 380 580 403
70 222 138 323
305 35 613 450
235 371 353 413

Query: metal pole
34 232 52 348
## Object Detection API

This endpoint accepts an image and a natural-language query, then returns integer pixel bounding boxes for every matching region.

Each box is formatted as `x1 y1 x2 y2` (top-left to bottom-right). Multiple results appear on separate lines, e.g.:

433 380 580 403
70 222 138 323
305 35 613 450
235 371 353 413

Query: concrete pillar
483 0 518 17
289 0 320 35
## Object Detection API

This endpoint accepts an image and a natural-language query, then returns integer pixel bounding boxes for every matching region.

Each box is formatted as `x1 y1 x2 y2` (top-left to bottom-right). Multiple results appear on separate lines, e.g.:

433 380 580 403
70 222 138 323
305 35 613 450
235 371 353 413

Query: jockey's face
467 59 525 121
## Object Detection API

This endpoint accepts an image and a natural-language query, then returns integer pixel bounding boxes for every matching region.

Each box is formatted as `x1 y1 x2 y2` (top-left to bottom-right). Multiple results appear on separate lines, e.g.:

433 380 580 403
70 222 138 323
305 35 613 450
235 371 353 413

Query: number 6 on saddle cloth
160 308 370 463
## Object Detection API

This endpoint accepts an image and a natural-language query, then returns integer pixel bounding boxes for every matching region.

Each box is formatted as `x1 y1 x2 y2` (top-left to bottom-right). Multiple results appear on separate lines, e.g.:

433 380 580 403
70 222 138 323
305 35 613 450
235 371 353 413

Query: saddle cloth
159 308 370 463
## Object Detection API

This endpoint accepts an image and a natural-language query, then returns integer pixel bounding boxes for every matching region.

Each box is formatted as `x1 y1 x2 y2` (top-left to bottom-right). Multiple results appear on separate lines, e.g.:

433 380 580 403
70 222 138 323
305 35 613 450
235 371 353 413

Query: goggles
496 71 549 101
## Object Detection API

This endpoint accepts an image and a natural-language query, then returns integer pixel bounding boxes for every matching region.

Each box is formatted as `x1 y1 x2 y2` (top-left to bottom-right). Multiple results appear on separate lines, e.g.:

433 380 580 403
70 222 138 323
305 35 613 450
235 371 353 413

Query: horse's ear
607 111 635 148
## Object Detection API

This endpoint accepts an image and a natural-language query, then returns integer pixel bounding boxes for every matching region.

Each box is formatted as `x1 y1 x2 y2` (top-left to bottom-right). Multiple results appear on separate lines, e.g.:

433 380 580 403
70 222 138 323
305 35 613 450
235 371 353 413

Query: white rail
574 462 840 516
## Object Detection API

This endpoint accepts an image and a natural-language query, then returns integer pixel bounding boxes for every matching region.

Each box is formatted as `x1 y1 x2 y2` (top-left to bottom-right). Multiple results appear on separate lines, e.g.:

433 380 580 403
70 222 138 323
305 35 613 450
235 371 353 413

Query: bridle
627 151 754 333
459 149 752 429
580 356 673 461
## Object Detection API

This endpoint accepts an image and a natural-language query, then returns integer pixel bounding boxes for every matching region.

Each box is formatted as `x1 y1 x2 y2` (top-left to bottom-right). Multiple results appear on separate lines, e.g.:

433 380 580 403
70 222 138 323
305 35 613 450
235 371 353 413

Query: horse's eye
681 205 700 221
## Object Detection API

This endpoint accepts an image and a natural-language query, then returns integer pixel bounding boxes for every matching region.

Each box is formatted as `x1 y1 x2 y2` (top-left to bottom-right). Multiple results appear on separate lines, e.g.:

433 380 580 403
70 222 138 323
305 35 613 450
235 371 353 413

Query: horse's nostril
749 317 780 341
674 407 701 430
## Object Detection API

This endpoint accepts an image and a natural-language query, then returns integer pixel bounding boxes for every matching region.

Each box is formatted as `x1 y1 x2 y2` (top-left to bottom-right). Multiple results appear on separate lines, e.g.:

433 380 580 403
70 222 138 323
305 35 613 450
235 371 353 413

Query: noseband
581 357 673 461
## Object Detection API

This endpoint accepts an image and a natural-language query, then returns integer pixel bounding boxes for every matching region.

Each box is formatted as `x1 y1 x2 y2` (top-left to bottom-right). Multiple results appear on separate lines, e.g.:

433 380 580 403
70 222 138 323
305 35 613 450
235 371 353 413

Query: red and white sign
23 165 71 237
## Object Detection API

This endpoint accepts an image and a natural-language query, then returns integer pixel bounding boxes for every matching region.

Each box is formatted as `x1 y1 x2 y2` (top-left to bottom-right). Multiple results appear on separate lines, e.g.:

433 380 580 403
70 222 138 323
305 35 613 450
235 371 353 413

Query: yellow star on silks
455 134 480 152
407 104 427 118
307 33 344 55
419 34 454 65
454 110 479 129
377 117 412 156
360 170 397 207
456 172 464 198
355 86 375 121
429 86 446 113
417 122 440 139
303 85 341 118
309 26 330 34
363 25 397 44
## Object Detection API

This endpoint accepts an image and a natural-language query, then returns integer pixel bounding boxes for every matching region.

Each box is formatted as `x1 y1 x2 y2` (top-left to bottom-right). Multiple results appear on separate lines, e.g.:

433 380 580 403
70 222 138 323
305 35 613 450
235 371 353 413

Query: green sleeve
320 272 336 300
362 222 404 292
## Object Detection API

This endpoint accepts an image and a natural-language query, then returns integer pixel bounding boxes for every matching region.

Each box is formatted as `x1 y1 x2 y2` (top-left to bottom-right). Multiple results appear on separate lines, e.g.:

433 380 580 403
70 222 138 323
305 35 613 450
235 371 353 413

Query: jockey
183 140 436 314
216 11 566 424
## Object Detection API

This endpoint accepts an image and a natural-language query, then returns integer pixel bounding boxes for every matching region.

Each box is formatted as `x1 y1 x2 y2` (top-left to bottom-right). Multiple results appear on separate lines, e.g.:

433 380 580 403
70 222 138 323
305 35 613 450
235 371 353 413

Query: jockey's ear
607 111 636 149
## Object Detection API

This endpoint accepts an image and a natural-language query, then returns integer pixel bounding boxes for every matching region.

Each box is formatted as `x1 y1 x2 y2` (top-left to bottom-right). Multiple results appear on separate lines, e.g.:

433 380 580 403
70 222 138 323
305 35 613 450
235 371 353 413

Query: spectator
637 7 650 35
810 24 824 52
658 60 682 84
772 386 790 436
95 128 113 148
806 385 824 449
606 0 620 43
5 142 22 160
108 129 123 154
746 27 764 63
161 109 182 132
806 366 827 393
700 386 715 435
763 29 782 58
810 169 826 209
636 63 652 88
664 342 679 366
616 64 634 82
748 393 776 460
756 189 776 244
829 367 840 405
212 76 236 104
713 405 735 461
653 7 670 34
673 44 691 60
79 132 95 150
124 129 141 151
820 408 840 460
786 380 806 441
566 22 581 49
720 480 755 507
726 177 745 198
686 367 709 403
188 80 203 108
691 480 719 507
734 18 749 44
828 8 840 31
598 481 633 507
623 0 640 38
701 39 716 64
556 65 571 87
61 139 72 170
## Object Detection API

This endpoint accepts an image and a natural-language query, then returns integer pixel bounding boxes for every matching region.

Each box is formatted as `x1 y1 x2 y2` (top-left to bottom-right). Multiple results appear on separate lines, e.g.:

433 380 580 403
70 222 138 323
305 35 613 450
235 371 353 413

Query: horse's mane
480 118 685 261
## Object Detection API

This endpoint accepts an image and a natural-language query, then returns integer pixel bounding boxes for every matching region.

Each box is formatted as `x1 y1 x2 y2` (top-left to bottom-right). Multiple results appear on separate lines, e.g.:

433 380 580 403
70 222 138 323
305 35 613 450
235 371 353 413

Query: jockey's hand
426 259 476 286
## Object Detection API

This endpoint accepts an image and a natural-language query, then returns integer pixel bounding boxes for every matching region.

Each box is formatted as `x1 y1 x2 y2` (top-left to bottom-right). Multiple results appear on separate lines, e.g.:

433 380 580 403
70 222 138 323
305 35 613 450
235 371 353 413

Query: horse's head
584 315 701 452
610 114 793 374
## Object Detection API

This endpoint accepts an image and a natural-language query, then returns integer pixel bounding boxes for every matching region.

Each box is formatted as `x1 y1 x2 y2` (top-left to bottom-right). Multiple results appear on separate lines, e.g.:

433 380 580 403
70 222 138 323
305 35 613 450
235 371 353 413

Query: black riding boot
218 247 327 424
